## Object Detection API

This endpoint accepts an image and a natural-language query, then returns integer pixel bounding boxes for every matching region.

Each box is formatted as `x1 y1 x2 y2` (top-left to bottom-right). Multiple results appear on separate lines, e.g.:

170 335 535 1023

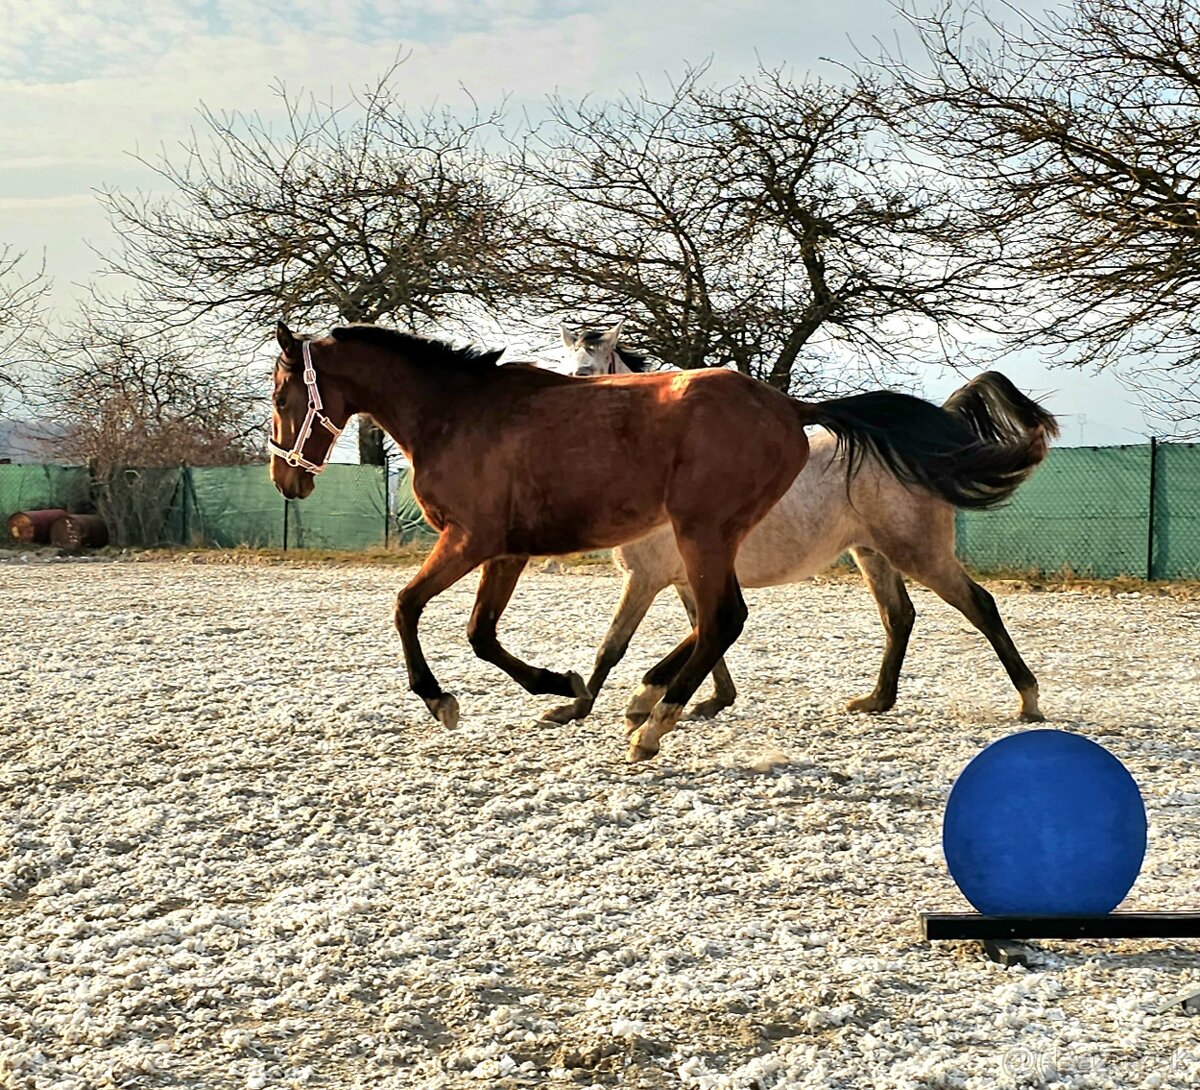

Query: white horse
561 321 652 375
551 321 1059 727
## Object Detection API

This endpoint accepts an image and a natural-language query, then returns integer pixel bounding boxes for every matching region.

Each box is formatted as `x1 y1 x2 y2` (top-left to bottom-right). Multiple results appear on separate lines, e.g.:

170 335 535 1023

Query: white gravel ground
3 557 1200 1090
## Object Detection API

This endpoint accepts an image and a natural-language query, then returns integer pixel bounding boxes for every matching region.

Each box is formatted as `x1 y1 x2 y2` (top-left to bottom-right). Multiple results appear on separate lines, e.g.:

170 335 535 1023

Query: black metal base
922 911 1200 941
922 911 1200 968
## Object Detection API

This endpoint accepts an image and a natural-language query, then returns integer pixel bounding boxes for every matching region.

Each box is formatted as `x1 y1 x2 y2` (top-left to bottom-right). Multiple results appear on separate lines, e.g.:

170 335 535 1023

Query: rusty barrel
49 513 110 551
7 508 69 544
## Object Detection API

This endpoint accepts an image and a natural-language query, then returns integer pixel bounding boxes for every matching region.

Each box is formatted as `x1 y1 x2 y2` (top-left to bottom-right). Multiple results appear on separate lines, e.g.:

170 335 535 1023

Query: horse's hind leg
675 583 738 720
395 530 484 729
846 547 915 714
468 557 590 701
905 554 1043 722
540 570 662 725
627 536 747 761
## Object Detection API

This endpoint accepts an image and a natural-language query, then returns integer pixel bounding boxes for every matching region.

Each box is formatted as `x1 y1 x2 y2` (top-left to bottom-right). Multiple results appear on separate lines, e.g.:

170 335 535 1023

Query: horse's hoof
623 683 666 726
1020 710 1046 723
624 713 648 736
539 703 582 726
845 694 892 714
566 671 592 701
684 698 729 721
424 693 460 729
627 740 660 763
437 695 460 729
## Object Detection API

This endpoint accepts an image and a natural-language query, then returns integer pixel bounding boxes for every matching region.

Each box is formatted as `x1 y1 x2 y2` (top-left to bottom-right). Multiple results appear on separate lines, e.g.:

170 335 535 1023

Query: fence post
1147 436 1158 581
384 465 391 549
180 464 190 545
283 498 290 551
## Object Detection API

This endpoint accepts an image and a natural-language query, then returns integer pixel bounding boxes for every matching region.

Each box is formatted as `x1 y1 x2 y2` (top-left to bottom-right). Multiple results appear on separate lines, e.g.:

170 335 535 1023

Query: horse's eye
273 393 287 410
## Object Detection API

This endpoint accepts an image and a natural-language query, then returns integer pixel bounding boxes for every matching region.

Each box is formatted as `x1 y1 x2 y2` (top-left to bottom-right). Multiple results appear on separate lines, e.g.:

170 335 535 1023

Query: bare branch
96 62 521 461
30 302 264 471
507 64 1004 395
0 246 50 395
868 0 1200 432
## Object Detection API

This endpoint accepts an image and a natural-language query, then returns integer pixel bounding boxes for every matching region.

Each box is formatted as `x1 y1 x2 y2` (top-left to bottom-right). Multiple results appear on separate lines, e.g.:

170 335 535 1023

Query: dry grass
7 539 1200 597
113 543 619 571
809 561 1200 599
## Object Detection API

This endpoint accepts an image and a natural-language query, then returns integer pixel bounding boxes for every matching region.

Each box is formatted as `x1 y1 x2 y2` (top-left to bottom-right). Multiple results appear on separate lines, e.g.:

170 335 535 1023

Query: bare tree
509 65 1003 394
97 64 520 461
873 0 1200 433
0 246 50 397
35 311 263 543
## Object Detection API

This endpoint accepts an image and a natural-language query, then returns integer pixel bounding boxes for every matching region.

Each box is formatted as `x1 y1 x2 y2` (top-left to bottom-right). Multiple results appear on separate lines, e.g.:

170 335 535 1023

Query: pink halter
267 339 343 474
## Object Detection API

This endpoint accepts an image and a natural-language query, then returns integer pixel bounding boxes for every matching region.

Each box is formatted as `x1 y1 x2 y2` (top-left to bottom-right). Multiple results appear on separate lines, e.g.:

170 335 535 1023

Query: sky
0 0 1158 446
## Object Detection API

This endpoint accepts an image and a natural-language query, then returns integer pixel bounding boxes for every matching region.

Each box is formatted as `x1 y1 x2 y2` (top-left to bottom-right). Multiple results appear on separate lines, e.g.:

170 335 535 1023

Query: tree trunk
358 416 387 466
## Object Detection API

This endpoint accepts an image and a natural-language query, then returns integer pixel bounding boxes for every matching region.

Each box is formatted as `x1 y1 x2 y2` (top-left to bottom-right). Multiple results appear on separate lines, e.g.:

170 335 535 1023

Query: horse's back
418 365 811 557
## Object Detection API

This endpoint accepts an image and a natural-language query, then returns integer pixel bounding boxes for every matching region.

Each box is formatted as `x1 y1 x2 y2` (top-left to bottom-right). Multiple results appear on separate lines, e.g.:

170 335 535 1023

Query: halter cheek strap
267 339 343 474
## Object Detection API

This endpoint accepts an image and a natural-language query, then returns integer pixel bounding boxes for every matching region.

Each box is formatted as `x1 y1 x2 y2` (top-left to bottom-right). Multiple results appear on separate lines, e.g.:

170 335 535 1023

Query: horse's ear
560 324 577 349
603 319 625 347
276 321 299 364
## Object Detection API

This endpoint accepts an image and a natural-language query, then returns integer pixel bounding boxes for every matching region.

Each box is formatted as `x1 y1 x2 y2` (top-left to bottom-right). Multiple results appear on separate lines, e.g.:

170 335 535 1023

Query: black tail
797 380 1055 510
941 371 1060 449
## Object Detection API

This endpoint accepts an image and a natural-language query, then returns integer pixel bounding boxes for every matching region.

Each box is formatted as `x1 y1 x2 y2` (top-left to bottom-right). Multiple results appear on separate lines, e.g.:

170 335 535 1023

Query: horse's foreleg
623 631 696 730
846 547 915 714
468 558 590 702
628 538 747 762
675 583 738 720
394 530 482 730
540 571 662 725
910 557 1043 722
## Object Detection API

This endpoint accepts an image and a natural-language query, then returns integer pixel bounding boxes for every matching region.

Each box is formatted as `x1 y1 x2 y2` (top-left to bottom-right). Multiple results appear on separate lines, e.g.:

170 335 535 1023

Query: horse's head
562 320 640 376
268 321 353 500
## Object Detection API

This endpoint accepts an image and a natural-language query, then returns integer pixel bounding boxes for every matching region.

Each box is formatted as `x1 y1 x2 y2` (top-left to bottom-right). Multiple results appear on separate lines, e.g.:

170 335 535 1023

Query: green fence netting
0 464 91 521
184 466 286 548
4 446 1199 574
286 464 387 550
393 469 438 543
957 446 1154 579
182 464 390 549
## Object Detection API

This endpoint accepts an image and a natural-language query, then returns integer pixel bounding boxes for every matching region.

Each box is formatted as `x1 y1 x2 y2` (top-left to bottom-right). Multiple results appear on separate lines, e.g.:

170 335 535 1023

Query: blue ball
943 729 1146 916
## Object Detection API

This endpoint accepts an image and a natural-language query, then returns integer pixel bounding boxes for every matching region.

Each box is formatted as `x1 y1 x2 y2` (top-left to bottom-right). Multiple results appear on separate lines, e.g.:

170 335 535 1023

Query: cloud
0 194 96 212
0 0 867 191
0 155 112 171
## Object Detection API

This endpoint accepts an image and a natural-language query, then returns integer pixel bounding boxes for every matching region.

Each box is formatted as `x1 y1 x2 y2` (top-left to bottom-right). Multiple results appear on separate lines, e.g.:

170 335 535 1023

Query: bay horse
269 320 1050 761
550 323 1058 726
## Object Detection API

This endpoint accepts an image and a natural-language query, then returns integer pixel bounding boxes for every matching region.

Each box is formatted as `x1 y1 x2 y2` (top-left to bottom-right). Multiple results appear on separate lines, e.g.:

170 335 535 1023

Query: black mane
614 345 652 373
331 324 505 371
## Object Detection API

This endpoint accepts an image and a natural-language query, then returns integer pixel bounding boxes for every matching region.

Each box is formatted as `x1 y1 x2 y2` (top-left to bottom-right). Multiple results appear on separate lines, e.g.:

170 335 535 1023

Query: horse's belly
507 514 669 557
505 491 669 557
731 449 859 588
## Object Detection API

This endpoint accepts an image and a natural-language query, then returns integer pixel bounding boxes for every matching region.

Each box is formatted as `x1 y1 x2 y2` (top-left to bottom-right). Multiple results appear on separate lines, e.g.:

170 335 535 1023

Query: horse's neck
337 352 464 457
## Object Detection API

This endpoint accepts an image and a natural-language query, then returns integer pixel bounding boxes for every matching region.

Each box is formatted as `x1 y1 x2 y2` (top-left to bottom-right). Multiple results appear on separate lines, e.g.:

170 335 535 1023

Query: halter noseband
267 339 343 474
